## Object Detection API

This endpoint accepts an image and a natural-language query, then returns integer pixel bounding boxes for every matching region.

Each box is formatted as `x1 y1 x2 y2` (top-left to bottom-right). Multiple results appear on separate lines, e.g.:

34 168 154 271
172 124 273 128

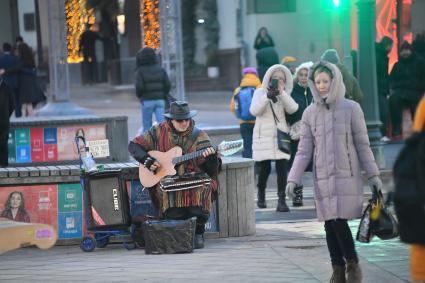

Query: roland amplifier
83 170 131 230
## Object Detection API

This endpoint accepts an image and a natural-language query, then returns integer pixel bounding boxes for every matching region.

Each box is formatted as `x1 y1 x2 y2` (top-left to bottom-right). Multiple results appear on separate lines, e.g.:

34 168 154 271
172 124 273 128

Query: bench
0 157 255 244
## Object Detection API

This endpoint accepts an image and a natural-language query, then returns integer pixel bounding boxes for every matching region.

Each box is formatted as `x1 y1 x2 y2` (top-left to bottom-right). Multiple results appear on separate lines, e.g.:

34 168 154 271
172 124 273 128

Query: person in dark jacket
412 31 425 60
375 36 393 141
15 36 36 117
79 24 100 85
285 61 313 207
321 49 363 103
389 41 425 138
0 42 19 117
0 77 13 167
254 27 275 51
286 62 313 168
256 47 279 81
135 47 171 133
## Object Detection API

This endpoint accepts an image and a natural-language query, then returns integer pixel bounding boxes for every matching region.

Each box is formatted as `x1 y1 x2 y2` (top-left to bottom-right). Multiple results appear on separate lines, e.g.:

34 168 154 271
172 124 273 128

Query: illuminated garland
65 0 95 63
141 0 160 49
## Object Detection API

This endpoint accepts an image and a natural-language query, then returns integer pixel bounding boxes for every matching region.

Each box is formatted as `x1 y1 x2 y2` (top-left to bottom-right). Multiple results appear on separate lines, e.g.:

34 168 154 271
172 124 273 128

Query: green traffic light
333 0 340 7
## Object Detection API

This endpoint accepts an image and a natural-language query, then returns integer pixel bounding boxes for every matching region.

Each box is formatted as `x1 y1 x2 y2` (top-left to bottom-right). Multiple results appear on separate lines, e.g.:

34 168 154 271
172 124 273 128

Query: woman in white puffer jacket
249 64 298 212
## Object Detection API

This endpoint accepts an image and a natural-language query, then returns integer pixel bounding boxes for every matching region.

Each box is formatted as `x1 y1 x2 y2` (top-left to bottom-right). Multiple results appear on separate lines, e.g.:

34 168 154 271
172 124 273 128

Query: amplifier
84 170 131 230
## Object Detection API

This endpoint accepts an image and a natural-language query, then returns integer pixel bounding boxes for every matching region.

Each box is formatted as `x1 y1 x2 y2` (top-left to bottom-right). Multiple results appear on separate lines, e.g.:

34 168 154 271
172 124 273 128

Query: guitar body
139 146 183 188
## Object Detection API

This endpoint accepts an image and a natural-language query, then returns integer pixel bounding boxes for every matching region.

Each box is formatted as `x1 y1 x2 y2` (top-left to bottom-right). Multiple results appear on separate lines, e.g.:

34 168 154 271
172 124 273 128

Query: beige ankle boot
346 259 362 283
330 265 346 283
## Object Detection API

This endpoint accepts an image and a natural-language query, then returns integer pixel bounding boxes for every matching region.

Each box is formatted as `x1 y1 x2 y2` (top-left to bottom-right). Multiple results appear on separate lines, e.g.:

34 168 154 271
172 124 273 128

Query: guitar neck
172 145 218 165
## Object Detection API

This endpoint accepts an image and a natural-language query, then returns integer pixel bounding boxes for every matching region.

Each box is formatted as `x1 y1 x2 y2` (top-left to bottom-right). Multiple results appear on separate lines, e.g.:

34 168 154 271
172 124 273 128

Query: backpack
393 130 425 244
234 87 256 121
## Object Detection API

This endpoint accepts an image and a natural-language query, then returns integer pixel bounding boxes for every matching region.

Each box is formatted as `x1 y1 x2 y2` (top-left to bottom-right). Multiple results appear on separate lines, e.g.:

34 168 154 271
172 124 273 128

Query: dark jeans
257 159 287 197
378 92 389 136
164 206 209 235
324 219 358 266
389 92 421 136
240 123 254 158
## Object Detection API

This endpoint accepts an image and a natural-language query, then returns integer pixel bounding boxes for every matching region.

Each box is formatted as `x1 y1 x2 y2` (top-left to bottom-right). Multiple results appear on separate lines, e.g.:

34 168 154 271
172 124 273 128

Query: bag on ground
143 217 196 254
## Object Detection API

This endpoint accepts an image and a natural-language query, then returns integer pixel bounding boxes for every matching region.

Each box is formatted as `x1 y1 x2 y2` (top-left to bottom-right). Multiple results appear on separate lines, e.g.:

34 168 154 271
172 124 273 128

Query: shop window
247 0 296 14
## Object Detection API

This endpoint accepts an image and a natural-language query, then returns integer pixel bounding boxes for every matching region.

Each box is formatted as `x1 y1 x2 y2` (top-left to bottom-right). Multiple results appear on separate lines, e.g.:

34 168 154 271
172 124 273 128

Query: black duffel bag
143 217 196 254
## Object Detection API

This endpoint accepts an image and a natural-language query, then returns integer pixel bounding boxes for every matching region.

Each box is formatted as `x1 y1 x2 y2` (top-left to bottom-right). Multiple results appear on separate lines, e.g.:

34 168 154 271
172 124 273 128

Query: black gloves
143 156 157 173
267 87 279 103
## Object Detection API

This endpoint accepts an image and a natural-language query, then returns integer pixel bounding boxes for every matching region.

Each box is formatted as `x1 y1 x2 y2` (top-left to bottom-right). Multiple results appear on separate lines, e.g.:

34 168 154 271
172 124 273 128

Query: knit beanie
281 56 297 64
242 67 258 76
320 49 340 64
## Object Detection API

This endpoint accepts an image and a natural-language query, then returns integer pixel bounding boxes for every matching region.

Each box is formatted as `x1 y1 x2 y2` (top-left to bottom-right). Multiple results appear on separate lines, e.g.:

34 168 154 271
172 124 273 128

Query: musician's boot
194 234 204 249
257 187 267 209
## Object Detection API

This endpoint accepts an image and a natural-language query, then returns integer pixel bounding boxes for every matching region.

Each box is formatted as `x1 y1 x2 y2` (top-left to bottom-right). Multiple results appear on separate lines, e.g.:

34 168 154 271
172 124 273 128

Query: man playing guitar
128 101 221 249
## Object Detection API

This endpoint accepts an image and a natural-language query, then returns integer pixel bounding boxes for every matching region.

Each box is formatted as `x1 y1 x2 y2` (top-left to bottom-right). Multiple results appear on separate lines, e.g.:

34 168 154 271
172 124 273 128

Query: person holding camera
249 64 298 212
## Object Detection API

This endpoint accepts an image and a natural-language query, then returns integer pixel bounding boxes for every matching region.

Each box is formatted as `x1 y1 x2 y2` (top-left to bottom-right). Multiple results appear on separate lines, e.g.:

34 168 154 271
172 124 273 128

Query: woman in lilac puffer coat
286 61 383 283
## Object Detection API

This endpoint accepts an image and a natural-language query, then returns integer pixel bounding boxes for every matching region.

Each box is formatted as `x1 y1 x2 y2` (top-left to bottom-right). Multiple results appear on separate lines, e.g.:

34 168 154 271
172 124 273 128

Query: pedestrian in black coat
135 47 171 133
389 41 425 138
375 36 393 140
79 24 100 85
286 62 314 172
0 43 20 117
0 78 13 167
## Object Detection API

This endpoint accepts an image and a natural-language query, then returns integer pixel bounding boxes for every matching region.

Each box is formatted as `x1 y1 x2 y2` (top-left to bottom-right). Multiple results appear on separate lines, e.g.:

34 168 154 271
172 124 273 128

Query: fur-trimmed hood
308 61 346 106
261 64 293 94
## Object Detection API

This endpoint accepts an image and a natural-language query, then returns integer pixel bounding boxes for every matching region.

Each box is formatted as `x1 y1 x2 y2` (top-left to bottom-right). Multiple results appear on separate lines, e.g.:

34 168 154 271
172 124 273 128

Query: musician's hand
143 156 161 173
202 147 216 158
149 160 161 173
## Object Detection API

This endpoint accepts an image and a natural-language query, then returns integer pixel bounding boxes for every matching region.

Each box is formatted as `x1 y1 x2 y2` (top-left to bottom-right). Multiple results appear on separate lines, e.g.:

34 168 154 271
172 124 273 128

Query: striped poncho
132 120 220 214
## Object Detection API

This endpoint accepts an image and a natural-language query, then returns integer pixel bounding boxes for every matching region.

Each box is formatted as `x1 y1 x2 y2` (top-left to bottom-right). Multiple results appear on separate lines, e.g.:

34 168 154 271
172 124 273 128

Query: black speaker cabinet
84 170 131 230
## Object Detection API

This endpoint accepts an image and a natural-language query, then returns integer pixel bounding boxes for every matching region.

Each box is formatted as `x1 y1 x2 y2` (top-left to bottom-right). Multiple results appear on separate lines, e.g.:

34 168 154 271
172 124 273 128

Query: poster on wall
57 124 106 161
0 185 58 232
30 128 44 162
57 184 83 239
44 128 58 162
15 128 31 163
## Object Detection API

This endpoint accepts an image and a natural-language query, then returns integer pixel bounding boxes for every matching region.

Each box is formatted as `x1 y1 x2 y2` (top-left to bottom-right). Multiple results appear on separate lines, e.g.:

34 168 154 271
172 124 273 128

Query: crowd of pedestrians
0 36 46 167
227 27 425 282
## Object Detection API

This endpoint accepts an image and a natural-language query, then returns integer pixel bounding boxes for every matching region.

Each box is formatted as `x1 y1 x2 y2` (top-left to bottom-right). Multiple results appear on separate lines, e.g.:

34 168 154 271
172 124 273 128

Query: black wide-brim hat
163 101 198 120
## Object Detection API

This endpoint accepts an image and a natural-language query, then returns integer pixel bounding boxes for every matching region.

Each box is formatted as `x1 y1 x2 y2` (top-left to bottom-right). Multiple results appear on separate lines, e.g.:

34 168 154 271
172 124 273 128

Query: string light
65 0 95 63
141 0 160 49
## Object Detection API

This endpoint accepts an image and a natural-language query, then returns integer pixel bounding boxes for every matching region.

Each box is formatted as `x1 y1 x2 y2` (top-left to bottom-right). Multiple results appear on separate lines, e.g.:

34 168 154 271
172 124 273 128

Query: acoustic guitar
139 139 243 188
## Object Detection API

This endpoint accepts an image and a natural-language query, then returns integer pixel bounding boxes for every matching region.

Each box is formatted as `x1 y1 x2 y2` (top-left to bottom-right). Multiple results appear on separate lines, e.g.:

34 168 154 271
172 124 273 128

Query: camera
267 78 279 103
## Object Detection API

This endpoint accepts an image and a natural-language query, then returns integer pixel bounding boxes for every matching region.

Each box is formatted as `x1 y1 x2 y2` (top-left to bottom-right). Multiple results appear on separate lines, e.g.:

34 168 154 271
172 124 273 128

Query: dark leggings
257 159 288 196
324 219 358 266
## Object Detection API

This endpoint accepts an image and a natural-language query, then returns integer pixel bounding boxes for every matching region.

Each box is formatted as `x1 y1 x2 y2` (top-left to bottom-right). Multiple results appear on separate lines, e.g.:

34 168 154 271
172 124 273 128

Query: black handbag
356 187 398 243
270 102 291 154
370 188 399 240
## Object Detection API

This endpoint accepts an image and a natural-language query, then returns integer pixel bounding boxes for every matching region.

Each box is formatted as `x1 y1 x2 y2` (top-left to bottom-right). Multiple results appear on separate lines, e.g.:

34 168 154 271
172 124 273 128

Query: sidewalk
0 220 409 282
2 83 409 282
